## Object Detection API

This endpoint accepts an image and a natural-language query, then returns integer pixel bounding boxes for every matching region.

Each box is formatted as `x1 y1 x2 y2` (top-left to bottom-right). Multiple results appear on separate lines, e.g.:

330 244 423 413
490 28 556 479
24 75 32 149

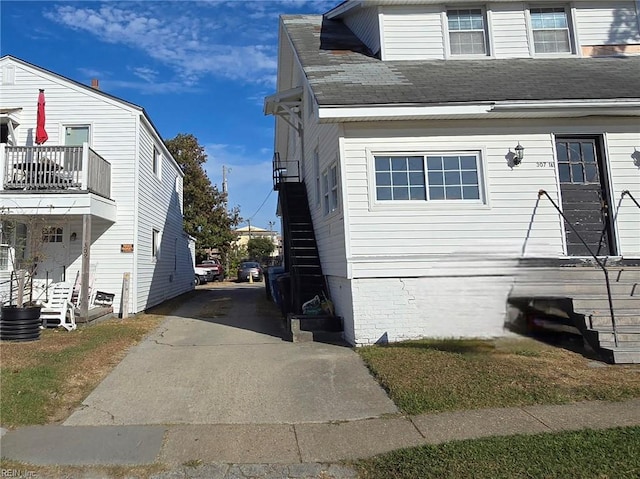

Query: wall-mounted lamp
70 232 77 242
513 143 525 166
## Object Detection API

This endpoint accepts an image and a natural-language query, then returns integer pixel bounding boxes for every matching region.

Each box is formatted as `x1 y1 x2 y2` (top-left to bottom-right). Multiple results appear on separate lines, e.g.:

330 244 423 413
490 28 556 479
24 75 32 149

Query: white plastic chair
40 282 76 331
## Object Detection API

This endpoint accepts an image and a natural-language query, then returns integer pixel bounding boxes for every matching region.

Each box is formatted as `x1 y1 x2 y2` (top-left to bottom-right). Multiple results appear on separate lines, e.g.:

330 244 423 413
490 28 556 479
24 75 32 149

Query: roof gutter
317 99 640 121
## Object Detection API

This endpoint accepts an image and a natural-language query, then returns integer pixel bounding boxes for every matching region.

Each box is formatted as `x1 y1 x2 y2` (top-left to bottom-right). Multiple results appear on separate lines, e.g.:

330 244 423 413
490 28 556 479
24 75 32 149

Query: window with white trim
153 146 162 179
42 226 63 243
0 245 10 271
529 6 572 53
313 147 321 207
447 9 488 55
322 163 340 215
374 153 482 202
152 229 161 259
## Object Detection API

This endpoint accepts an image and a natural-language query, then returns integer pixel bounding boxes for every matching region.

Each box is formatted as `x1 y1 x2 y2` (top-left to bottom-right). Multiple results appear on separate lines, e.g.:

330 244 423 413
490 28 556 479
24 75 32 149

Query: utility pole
222 165 229 203
247 219 251 239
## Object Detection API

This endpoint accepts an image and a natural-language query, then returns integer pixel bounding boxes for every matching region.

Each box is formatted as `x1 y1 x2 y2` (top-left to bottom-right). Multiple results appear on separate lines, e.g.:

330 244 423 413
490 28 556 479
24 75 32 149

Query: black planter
1 306 42 341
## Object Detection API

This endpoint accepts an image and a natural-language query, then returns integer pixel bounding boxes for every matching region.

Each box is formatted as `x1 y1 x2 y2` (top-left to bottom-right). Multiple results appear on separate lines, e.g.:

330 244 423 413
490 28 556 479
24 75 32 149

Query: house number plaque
121 244 134 253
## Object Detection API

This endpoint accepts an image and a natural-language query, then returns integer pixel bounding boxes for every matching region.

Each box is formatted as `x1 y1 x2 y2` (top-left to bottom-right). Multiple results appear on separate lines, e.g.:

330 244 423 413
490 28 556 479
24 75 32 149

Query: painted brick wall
327 275 355 344
350 275 514 345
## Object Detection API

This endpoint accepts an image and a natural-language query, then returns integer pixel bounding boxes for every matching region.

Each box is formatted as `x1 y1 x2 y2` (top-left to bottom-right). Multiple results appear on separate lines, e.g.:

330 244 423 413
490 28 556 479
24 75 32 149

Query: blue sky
1 0 337 232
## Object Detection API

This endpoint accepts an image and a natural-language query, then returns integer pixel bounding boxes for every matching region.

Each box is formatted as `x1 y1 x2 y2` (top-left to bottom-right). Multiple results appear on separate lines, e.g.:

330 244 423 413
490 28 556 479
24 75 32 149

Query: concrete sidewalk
2 398 640 478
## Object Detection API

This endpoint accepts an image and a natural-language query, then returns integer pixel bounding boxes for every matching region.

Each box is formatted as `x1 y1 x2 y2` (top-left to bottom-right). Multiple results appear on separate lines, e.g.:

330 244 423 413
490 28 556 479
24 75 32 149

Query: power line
247 189 273 222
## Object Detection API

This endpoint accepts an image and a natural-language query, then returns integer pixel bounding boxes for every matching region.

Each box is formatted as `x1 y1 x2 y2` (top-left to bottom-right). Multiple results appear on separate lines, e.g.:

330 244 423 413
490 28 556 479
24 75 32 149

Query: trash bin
267 266 285 304
276 273 291 316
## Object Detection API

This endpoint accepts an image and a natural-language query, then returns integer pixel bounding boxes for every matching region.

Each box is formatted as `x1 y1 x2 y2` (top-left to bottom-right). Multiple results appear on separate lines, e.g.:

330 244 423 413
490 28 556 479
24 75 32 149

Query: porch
0 143 111 198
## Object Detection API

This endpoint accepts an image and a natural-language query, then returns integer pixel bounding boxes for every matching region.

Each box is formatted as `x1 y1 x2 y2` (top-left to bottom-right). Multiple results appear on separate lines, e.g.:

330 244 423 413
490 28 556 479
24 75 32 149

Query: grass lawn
356 426 640 479
0 291 198 428
357 337 640 415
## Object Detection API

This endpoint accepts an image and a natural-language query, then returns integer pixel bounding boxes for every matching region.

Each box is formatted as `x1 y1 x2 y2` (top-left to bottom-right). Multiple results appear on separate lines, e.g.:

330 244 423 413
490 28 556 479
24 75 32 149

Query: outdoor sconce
70 232 77 241
513 143 525 166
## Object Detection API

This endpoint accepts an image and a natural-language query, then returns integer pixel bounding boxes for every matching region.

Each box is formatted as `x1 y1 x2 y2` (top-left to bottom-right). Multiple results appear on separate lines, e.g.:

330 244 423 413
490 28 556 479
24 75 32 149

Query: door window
556 140 600 184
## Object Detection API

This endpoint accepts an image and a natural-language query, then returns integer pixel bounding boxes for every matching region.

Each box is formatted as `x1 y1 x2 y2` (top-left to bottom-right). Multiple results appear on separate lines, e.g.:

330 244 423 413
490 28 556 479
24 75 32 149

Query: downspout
132 111 140 316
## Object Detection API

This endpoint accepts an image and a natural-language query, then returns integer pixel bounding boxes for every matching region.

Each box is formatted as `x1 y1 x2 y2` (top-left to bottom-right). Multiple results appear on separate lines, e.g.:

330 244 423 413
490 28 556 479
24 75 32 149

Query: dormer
325 0 640 60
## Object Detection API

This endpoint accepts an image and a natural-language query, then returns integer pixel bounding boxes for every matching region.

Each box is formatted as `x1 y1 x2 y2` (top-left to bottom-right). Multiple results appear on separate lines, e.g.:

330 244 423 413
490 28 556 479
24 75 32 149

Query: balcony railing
0 143 111 199
273 152 300 190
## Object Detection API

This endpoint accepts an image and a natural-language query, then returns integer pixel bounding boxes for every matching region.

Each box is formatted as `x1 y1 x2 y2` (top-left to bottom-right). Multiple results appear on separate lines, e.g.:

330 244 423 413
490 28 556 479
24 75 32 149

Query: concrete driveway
65 283 397 426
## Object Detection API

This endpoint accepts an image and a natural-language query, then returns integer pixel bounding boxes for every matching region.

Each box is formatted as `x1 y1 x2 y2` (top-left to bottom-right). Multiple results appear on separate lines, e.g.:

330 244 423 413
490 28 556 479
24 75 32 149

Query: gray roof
282 15 640 106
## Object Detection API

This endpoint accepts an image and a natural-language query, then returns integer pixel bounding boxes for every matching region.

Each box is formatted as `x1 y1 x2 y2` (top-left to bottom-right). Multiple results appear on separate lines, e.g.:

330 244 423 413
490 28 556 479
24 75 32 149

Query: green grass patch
1 314 164 428
358 338 640 414
356 426 640 479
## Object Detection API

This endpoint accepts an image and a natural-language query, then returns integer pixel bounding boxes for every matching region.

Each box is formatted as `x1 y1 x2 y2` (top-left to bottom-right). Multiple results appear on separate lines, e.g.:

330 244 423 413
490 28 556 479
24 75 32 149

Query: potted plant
1 216 46 341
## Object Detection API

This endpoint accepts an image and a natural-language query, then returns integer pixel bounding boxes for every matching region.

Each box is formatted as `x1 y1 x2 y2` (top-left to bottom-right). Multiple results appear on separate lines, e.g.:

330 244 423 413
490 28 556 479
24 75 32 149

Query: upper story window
447 9 488 56
153 146 162 179
374 153 483 202
530 6 572 54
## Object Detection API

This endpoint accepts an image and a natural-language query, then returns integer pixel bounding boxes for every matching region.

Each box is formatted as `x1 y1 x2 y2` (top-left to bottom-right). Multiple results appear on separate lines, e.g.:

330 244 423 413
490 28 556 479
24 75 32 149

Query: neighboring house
234 225 281 258
264 1 640 360
0 55 195 319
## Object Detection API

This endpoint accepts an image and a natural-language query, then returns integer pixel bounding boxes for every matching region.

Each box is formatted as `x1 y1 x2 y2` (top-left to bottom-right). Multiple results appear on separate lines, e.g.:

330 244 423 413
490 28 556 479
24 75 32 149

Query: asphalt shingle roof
282 15 640 106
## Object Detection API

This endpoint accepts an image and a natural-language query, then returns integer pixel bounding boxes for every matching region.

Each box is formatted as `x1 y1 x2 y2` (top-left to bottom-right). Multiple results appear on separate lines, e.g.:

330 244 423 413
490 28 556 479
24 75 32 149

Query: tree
247 237 275 262
164 134 241 262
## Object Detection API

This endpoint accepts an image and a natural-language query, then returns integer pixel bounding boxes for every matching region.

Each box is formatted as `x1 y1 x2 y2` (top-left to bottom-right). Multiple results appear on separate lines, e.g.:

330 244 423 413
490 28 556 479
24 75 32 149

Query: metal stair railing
538 189 618 347
597 190 640 256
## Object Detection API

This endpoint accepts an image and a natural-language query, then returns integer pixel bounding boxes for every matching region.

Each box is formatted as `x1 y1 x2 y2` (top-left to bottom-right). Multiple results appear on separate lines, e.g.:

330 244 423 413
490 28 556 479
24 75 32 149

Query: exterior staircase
509 261 640 364
279 181 327 313
277 181 342 342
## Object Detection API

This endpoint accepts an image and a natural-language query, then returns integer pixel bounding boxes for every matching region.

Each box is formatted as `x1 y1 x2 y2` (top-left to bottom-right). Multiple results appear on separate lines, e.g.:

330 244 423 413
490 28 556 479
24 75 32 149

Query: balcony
0 143 111 199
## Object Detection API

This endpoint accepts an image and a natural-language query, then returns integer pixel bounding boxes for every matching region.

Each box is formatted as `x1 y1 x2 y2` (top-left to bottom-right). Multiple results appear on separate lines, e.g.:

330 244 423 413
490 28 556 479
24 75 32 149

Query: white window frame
153 145 162 180
42 226 63 243
313 147 321 207
0 244 12 272
444 7 490 57
526 5 575 55
64 125 91 146
152 228 161 260
369 150 487 209
321 162 340 216
329 163 339 213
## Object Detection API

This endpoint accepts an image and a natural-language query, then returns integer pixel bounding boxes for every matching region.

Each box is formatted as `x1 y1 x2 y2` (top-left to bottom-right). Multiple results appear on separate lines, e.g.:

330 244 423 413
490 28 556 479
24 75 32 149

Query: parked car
237 261 263 282
196 259 224 281
194 266 213 286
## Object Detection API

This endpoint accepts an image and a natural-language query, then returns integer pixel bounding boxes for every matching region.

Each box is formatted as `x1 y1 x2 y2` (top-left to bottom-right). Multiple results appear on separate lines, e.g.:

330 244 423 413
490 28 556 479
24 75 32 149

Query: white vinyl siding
136 119 188 311
341 117 640 272
490 4 531 57
343 6 381 56
574 1 640 45
380 5 444 60
605 129 640 256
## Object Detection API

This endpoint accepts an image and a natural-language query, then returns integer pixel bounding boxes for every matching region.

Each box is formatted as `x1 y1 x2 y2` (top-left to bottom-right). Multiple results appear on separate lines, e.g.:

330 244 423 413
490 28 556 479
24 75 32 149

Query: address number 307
536 162 555 168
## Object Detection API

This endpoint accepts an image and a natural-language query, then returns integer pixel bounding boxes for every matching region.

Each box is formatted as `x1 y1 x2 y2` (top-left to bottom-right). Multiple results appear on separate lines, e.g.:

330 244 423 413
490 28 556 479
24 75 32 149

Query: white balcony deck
0 143 116 221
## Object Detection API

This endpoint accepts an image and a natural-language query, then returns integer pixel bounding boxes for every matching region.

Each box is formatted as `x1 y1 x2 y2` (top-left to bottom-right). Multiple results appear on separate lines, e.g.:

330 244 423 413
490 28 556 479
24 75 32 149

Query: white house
234 225 281 258
0 55 195 320
264 1 640 361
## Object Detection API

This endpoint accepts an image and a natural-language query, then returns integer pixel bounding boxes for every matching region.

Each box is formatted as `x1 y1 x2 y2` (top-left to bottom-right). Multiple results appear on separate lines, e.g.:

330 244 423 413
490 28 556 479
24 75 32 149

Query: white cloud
131 66 158 83
43 2 289 87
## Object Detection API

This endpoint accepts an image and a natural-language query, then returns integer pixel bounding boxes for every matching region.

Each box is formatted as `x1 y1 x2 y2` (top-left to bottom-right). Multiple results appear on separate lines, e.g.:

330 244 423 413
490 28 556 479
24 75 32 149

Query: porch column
80 214 91 321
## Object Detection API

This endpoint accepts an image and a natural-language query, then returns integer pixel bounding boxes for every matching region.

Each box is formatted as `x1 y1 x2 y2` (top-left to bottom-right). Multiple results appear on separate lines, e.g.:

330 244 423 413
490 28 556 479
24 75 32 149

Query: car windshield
241 262 260 268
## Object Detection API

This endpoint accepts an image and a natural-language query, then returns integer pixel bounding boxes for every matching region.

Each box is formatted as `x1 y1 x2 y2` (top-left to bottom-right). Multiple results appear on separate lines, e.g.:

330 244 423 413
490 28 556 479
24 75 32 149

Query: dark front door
556 137 615 256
